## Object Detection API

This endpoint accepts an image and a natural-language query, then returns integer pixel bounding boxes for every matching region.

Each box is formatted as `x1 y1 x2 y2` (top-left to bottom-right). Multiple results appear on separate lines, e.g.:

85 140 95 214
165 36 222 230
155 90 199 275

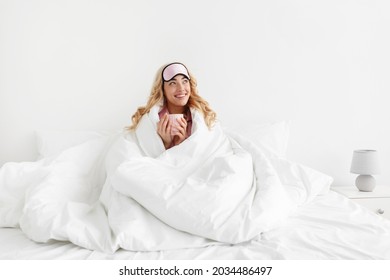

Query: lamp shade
350 150 380 175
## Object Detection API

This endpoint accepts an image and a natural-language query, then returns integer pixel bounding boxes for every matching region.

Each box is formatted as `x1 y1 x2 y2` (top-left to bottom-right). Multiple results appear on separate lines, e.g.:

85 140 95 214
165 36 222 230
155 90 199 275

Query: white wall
1 0 389 185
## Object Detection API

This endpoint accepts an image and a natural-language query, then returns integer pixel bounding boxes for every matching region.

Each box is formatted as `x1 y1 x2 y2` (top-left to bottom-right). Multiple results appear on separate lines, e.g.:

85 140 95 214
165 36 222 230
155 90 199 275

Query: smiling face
163 74 191 114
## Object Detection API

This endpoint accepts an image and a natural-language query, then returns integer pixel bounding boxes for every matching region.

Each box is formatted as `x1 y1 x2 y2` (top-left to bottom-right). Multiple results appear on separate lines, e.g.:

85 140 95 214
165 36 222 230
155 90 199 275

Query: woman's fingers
172 117 187 145
159 115 188 148
157 114 173 148
163 114 170 134
177 117 187 127
159 114 170 133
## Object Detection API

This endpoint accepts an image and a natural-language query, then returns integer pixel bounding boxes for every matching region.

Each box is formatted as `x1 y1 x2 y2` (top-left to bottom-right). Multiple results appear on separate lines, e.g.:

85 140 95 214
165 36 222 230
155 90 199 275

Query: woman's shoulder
121 128 136 141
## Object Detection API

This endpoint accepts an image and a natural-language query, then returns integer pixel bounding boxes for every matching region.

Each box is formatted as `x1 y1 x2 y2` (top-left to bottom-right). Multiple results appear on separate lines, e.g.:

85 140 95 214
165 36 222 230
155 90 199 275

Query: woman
129 62 216 149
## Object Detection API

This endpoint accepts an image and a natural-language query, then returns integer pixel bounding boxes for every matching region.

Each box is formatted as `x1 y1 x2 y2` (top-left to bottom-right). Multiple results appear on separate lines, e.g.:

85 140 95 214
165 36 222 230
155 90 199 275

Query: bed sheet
1 191 389 260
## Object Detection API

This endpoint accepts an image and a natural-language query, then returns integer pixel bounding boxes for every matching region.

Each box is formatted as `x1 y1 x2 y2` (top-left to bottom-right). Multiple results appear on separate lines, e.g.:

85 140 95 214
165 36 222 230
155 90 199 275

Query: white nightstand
331 185 390 220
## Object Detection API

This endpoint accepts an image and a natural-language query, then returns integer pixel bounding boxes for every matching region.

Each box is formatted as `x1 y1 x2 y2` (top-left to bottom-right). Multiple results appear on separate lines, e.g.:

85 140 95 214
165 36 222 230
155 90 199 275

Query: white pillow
36 121 290 159
35 130 116 159
224 121 290 158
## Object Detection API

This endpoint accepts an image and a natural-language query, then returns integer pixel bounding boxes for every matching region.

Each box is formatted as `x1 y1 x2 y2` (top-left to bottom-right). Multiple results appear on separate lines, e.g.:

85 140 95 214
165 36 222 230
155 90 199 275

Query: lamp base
355 175 376 192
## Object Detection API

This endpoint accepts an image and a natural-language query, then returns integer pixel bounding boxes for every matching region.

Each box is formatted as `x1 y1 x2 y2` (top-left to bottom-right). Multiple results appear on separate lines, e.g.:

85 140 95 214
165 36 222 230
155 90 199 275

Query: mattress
1 191 389 260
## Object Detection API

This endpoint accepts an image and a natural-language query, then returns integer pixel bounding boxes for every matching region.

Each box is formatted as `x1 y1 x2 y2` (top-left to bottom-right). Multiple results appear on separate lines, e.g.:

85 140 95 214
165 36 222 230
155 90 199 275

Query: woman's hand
157 114 173 149
172 117 187 146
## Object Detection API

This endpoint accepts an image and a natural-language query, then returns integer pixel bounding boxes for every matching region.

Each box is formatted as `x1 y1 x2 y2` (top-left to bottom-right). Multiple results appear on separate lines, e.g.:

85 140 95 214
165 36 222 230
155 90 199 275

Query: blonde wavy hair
128 63 217 130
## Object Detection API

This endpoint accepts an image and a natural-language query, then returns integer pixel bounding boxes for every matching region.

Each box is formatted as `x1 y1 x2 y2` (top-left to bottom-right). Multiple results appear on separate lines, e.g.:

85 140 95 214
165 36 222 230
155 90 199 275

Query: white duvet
0 106 332 253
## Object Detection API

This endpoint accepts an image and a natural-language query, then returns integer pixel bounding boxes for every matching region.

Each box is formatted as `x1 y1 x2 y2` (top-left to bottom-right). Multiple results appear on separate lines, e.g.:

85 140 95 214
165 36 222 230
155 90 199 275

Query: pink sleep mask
162 62 190 82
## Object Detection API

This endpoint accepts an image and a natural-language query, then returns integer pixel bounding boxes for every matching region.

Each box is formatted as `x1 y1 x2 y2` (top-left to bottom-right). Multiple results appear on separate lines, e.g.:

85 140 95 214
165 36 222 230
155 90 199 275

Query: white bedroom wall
1 0 389 185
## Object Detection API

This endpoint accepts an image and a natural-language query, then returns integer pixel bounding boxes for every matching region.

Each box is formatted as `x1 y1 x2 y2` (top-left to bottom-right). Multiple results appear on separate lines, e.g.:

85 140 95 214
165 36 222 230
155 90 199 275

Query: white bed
1 121 390 260
1 191 390 260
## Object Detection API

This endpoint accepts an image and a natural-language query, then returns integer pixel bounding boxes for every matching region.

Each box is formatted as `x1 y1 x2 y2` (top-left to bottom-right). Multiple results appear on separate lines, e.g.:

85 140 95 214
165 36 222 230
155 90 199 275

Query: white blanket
0 106 332 253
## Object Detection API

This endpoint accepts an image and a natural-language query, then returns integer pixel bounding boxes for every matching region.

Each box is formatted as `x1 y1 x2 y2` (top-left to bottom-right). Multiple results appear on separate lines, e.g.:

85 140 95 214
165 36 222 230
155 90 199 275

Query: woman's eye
183 79 188 84
169 82 176 86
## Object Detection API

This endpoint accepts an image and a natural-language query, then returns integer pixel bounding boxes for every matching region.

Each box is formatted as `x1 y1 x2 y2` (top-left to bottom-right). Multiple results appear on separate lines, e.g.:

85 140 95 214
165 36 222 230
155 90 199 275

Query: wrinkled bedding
0 106 333 253
2 191 390 260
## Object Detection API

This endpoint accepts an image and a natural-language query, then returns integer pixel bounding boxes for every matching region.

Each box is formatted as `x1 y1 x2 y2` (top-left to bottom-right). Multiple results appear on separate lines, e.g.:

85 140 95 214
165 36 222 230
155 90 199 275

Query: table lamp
350 150 380 192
